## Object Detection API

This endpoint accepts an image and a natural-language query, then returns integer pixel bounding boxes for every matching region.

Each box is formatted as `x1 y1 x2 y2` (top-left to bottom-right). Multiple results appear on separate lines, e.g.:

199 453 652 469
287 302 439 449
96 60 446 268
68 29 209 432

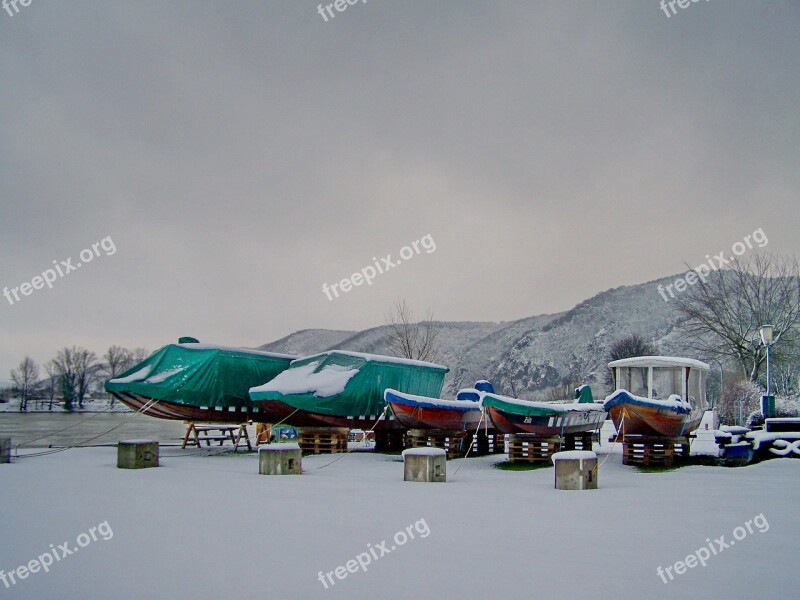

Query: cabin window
651 367 682 400
619 367 648 397
687 369 706 407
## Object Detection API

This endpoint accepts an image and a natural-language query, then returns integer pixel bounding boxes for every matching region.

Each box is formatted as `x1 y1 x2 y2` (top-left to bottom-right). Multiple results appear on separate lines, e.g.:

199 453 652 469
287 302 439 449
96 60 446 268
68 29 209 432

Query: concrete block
117 440 159 469
402 447 446 482
259 443 302 475
552 450 597 490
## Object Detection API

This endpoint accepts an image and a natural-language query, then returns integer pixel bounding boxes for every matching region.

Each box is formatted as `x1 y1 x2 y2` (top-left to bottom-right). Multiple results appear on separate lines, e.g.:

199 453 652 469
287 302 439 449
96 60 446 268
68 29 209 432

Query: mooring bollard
552 450 598 490
0 438 11 464
117 440 159 469
402 447 446 483
258 443 302 475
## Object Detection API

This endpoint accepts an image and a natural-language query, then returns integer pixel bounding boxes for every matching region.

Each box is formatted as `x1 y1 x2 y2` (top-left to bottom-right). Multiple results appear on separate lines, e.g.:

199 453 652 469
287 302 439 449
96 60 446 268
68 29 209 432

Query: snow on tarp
144 366 185 384
250 361 359 398
177 343 296 359
293 350 448 372
108 365 153 384
603 390 691 411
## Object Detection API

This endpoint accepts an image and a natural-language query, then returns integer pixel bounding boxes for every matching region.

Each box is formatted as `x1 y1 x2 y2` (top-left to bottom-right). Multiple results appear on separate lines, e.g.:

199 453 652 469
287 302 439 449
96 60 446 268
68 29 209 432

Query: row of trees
6 346 148 412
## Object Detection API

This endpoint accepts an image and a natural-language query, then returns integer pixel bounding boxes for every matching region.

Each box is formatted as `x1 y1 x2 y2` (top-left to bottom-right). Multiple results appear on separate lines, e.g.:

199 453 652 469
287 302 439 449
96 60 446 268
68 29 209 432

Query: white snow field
1 442 798 600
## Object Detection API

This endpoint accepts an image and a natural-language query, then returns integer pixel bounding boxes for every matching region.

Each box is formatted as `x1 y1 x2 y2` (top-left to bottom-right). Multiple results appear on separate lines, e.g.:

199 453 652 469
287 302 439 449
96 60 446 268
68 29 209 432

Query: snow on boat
249 350 449 430
482 385 607 435
105 340 297 423
603 356 709 437
384 380 494 430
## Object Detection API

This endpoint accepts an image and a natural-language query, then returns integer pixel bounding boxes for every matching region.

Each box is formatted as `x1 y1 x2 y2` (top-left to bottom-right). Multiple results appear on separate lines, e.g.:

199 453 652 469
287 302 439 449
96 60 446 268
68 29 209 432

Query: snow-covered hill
260 275 698 398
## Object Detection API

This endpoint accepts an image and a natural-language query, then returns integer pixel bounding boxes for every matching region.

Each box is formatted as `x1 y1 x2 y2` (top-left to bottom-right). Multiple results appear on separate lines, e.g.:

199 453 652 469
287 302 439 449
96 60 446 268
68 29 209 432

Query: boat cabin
608 356 709 407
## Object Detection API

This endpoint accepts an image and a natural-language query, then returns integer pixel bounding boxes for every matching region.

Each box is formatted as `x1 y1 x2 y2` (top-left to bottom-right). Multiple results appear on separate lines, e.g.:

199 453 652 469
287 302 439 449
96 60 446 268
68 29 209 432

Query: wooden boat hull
385 390 482 430
112 391 261 423
486 405 606 435
604 391 703 437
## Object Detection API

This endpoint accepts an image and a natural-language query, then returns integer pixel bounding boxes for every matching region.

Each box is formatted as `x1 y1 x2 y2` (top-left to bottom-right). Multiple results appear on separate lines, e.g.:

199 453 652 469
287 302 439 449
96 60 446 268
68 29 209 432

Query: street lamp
760 324 774 396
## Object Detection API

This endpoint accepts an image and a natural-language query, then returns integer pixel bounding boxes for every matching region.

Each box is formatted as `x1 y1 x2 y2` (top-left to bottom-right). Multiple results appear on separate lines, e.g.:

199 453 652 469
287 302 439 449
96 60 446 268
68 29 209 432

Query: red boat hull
388 401 482 430
607 404 702 438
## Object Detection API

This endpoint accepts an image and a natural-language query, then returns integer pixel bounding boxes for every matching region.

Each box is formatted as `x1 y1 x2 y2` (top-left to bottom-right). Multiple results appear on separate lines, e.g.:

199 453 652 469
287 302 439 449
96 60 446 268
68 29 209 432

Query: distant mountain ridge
260 275 696 398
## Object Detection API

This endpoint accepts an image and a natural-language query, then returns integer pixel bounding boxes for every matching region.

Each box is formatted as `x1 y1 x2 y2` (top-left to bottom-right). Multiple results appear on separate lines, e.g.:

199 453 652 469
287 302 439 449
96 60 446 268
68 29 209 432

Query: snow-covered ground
0 398 131 413
1 436 798 599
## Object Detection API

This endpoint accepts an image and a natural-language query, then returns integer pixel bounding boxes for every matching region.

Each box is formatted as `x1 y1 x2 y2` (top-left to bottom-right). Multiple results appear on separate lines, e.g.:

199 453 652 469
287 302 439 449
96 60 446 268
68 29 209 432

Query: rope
13 401 128 449
316 405 389 470
598 409 626 468
450 408 487 479
15 398 161 459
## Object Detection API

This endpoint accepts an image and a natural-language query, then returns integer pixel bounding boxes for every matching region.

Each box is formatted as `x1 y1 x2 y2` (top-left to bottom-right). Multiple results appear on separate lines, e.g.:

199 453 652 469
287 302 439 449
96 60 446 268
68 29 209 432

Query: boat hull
113 392 261 423
486 406 606 435
604 391 703 437
385 390 482 430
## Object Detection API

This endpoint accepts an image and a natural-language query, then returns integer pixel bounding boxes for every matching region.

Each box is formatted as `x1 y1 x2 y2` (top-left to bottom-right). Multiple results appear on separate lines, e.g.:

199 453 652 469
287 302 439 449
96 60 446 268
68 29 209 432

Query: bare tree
604 334 657 387
43 360 59 411
53 347 101 410
130 347 150 363
384 299 440 362
674 253 800 383
103 346 134 407
11 356 39 412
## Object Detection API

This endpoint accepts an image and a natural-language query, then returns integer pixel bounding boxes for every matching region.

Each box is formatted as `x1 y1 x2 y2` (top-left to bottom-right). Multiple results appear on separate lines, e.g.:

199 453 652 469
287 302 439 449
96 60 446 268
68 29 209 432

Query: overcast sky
1 0 798 378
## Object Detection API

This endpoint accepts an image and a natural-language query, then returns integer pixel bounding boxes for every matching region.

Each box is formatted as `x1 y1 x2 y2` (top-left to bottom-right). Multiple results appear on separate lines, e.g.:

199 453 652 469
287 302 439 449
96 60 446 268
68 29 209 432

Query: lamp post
760 324 774 396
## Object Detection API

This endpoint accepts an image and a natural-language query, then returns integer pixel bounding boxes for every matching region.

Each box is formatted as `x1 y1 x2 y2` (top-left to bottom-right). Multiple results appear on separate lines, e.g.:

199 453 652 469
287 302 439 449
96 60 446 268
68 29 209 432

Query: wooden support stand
374 430 406 452
297 427 349 454
405 429 467 459
508 434 562 464
466 432 506 456
622 435 690 467
563 432 594 451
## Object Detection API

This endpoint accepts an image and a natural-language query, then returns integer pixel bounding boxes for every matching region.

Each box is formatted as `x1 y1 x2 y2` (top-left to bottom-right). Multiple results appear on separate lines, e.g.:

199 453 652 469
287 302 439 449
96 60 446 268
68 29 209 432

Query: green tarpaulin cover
249 351 449 418
105 343 296 408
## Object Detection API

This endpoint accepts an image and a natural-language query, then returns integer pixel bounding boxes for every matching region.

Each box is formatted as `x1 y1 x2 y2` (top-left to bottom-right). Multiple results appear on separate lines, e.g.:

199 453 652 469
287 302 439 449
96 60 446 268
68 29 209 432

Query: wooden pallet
466 432 506 455
374 430 406 452
563 432 594 452
508 434 563 464
297 427 349 454
405 429 467 459
622 435 690 467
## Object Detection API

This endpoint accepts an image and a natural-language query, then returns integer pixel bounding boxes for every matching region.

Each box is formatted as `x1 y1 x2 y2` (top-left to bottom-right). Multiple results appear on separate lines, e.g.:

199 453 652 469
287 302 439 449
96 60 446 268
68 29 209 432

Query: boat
105 339 297 423
249 350 449 430
384 380 495 430
603 356 710 437
482 385 607 435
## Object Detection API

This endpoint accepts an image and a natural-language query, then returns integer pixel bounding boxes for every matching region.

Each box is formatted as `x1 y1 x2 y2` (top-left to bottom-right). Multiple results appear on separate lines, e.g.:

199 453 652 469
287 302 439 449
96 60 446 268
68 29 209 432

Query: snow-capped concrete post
402 447 446 483
552 450 597 490
259 443 302 475
0 438 11 464
117 440 159 469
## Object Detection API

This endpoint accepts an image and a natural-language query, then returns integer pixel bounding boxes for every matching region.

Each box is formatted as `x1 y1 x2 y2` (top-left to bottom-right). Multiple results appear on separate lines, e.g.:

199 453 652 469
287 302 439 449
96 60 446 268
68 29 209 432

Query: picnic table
181 423 252 451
